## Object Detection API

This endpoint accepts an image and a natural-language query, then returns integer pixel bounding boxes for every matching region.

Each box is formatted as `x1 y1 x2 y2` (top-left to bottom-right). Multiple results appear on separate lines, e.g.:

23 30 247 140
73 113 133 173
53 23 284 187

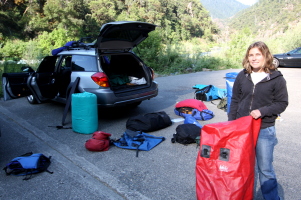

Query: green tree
24 0 98 39
133 30 164 69
22 40 44 63
158 0 217 42
37 28 75 56
88 0 217 43
0 0 29 39
89 0 121 25
21 0 47 38
223 28 254 68
0 39 26 60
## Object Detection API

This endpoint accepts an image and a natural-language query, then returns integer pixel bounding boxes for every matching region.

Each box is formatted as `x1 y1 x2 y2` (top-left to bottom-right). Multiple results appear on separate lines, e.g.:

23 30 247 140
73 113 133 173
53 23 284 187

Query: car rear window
72 55 98 72
102 30 142 42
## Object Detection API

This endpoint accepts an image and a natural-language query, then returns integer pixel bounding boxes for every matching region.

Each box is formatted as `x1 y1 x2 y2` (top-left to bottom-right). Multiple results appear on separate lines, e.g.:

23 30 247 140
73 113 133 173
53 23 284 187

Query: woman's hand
250 109 262 119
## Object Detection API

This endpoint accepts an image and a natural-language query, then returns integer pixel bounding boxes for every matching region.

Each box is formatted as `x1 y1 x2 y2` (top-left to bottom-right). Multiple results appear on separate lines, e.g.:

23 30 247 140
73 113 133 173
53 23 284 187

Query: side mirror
21 66 35 73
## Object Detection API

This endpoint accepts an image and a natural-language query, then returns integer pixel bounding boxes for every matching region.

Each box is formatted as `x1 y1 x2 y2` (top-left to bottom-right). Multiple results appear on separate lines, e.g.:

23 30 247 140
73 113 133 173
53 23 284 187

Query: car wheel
27 95 38 104
273 58 280 68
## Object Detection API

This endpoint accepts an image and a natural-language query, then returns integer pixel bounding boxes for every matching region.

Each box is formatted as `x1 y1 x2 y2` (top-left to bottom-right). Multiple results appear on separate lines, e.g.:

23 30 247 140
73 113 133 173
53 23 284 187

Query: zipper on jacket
249 85 256 113
248 72 256 114
249 77 268 113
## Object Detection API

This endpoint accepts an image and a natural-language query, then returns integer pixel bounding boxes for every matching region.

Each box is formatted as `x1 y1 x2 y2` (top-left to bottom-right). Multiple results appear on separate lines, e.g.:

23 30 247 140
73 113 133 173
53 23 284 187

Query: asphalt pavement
0 68 301 200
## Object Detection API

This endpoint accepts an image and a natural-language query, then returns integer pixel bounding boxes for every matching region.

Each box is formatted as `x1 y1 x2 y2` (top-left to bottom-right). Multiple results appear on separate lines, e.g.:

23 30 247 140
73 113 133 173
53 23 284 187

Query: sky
236 0 258 5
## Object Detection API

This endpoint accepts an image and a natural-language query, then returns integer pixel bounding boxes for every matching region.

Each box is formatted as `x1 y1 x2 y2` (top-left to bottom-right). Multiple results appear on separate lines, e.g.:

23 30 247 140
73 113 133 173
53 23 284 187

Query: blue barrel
225 72 238 114
71 92 98 134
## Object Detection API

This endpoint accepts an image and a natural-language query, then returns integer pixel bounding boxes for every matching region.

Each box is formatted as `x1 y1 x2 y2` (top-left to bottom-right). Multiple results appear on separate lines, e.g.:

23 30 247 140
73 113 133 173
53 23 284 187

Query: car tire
27 95 38 104
273 58 280 68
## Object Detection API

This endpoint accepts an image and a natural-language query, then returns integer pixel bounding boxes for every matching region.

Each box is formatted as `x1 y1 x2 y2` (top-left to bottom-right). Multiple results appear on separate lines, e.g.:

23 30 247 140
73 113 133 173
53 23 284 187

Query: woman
228 41 288 200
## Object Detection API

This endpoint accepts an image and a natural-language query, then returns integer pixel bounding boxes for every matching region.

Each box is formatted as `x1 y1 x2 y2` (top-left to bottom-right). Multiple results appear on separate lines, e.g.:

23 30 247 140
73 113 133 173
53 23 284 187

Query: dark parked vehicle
273 47 301 67
2 21 158 107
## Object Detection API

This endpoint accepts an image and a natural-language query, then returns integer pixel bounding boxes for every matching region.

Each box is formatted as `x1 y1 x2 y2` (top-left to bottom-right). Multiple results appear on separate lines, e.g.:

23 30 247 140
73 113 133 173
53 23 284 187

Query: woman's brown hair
242 41 276 74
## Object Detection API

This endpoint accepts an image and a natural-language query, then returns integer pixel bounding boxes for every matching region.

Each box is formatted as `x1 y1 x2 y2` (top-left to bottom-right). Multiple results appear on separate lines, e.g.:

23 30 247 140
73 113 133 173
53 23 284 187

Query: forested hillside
200 0 249 19
228 0 301 53
230 0 301 42
0 0 218 59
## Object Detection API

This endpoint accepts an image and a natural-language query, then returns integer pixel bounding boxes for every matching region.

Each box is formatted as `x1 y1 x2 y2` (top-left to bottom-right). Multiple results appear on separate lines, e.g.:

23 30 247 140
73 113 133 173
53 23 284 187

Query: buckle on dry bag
219 148 230 161
201 145 211 158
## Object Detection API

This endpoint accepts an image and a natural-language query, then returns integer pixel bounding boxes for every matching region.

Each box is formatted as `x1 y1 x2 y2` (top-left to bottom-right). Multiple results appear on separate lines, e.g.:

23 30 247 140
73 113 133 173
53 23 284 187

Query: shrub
37 28 75 56
22 40 45 66
0 39 26 61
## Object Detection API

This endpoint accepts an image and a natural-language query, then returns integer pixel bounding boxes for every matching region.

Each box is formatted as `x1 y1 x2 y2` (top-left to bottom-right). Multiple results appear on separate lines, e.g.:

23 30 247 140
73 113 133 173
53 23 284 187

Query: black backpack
171 124 201 144
3 152 53 180
126 111 172 132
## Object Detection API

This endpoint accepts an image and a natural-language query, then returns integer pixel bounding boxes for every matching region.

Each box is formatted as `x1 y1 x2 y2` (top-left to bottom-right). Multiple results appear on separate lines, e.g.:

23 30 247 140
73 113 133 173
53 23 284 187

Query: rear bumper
84 82 158 107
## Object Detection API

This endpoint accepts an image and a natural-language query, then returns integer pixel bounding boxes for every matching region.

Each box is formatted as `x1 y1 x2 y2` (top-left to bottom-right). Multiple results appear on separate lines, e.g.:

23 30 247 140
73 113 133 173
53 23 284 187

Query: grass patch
144 43 241 76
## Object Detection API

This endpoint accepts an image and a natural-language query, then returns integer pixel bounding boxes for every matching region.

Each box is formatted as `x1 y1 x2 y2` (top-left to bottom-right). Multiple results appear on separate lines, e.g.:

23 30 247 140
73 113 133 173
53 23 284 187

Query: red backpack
174 99 214 121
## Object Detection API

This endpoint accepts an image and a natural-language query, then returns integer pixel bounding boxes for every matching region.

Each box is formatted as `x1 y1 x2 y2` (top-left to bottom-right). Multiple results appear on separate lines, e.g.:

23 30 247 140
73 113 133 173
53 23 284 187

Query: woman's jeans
256 126 279 200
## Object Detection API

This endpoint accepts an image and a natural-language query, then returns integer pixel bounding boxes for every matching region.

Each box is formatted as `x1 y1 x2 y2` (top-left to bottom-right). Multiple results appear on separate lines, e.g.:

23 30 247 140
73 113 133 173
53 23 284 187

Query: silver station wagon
2 21 158 107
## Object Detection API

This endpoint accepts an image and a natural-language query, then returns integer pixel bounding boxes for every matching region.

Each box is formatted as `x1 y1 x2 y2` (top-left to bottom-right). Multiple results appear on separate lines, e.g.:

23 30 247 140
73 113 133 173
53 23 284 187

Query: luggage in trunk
100 54 149 91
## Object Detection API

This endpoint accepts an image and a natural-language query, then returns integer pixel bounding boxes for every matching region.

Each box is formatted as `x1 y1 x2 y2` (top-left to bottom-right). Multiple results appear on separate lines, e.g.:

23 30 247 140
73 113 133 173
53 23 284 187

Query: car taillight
91 72 110 87
149 67 155 80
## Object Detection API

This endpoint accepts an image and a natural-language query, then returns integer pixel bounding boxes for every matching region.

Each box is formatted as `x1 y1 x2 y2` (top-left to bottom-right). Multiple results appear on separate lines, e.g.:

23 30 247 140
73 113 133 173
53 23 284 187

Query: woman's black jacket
228 69 288 129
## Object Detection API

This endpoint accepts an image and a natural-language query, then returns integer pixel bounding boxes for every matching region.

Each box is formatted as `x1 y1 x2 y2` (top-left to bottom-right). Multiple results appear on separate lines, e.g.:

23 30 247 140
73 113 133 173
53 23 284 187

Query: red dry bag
85 131 111 151
195 116 261 200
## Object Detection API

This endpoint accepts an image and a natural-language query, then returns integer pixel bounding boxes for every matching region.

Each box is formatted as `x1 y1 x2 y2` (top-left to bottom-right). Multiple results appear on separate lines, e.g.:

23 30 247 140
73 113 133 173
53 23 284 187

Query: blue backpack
51 41 76 55
113 130 165 157
193 84 227 101
3 152 53 180
174 108 214 121
174 99 214 121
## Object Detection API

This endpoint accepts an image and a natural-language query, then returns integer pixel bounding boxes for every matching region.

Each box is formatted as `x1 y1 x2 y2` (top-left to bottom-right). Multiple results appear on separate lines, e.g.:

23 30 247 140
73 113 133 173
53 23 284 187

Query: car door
2 71 32 101
29 56 60 102
289 48 301 67
283 48 301 67
2 56 60 102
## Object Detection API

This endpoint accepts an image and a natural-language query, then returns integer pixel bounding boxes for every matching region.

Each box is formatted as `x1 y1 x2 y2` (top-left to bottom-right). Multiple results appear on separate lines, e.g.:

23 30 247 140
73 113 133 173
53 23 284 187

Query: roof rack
66 37 95 50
